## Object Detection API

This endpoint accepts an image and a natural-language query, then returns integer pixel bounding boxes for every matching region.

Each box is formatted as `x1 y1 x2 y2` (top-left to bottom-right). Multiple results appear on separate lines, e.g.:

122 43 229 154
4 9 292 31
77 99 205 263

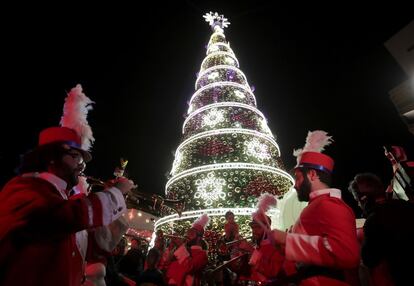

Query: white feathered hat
38 84 94 162
293 130 334 173
191 213 210 236
250 193 277 229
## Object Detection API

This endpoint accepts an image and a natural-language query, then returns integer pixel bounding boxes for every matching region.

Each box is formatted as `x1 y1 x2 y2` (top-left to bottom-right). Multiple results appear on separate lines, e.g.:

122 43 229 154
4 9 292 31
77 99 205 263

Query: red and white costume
244 238 284 283
283 188 360 286
166 244 208 286
0 172 127 286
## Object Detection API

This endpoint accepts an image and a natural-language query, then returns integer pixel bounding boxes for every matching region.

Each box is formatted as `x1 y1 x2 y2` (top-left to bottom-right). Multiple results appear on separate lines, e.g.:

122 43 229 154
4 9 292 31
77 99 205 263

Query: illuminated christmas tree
155 12 294 238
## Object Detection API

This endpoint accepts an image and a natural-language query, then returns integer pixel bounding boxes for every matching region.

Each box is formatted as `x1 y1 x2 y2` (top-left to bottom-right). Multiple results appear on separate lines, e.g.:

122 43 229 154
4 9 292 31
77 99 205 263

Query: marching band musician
154 229 165 253
0 85 135 286
159 233 184 272
269 131 360 286
237 194 284 284
217 211 241 264
166 214 210 286
223 211 240 243
208 211 242 286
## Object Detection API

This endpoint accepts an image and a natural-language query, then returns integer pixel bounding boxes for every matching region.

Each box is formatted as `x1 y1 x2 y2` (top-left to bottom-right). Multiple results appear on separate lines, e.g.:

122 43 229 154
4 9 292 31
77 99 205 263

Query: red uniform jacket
284 189 360 286
166 244 208 286
247 239 284 282
239 239 284 282
0 173 126 286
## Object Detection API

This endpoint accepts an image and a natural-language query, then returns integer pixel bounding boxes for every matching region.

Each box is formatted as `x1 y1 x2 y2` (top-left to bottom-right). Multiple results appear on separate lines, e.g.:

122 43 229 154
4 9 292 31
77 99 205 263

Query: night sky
2 2 413 212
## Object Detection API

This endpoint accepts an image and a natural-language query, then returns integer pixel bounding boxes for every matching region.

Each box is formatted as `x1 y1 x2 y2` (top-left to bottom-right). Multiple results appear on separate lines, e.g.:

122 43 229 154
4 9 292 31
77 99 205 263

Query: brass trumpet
84 175 106 188
83 175 185 216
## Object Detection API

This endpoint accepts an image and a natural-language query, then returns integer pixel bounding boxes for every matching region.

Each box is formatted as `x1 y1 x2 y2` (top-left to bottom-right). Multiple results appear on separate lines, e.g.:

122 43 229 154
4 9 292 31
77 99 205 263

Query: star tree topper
203 12 230 30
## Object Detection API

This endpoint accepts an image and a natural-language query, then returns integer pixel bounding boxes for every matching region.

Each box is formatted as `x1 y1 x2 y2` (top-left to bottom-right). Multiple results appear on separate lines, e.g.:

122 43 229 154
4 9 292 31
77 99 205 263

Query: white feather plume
293 130 333 164
60 84 95 151
256 193 277 212
252 193 277 224
192 213 210 230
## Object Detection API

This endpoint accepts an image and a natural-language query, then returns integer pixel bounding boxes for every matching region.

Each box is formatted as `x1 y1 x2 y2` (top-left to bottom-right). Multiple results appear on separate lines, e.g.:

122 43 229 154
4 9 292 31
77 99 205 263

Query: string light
188 82 257 110
234 90 245 99
195 65 250 91
184 102 266 133
245 138 271 161
166 162 294 192
259 118 273 136
202 108 225 127
171 150 182 175
201 51 239 71
207 71 220 81
176 128 280 158
154 207 278 229
206 43 234 56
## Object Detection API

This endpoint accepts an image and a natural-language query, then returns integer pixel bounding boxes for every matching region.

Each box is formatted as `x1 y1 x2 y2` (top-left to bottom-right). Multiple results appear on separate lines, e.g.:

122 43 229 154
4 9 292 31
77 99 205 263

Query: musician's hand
238 241 254 253
270 228 287 245
113 177 137 194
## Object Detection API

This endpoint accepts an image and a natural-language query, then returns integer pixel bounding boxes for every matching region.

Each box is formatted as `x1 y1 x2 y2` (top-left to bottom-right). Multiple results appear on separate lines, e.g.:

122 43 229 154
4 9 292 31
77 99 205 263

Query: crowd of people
0 85 413 286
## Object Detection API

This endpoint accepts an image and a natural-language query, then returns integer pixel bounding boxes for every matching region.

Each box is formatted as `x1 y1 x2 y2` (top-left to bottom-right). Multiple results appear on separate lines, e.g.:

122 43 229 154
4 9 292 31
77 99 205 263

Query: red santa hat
191 213 210 237
293 130 334 173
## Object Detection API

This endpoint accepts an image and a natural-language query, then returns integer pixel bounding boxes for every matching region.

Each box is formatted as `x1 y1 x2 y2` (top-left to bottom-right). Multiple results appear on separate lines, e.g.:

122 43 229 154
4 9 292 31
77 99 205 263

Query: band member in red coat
0 85 136 286
270 130 360 286
238 194 284 284
166 214 209 286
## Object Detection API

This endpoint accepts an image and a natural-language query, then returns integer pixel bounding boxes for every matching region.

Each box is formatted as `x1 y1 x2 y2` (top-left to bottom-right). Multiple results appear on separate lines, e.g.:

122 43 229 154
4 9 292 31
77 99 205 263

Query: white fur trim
309 188 341 200
95 187 126 225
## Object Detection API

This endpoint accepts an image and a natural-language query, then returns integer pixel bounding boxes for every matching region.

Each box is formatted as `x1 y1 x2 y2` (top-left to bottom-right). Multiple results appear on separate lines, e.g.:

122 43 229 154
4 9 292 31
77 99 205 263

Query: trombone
225 236 252 246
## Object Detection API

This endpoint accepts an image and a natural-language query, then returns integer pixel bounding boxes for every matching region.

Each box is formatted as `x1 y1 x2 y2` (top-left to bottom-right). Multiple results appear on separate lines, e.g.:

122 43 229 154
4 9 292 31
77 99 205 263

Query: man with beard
166 214 209 286
269 131 360 286
0 126 135 286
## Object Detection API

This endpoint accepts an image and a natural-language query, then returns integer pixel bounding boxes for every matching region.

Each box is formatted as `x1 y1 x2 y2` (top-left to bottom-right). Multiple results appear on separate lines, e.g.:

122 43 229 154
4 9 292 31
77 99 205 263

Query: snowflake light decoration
225 57 235 65
245 138 271 161
208 71 220 80
194 172 226 206
203 12 230 29
234 90 245 99
202 108 225 127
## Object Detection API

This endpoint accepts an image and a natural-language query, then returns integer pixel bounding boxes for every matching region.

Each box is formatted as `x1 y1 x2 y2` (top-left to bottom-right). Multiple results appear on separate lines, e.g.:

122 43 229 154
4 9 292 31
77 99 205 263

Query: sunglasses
65 151 85 165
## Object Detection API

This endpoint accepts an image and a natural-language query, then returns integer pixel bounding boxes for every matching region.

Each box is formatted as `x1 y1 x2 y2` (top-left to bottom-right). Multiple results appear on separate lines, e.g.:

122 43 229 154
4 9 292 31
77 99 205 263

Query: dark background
1 1 413 213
